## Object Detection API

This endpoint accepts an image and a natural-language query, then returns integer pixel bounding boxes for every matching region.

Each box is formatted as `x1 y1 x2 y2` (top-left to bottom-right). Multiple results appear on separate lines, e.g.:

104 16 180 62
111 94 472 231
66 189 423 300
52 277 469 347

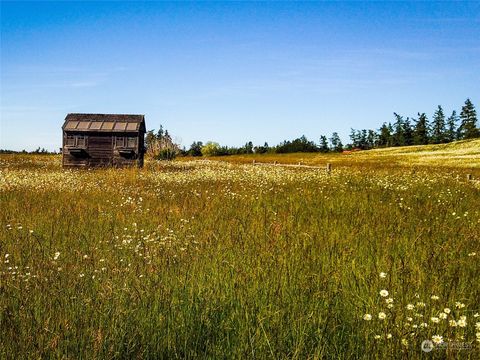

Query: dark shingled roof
63 113 145 133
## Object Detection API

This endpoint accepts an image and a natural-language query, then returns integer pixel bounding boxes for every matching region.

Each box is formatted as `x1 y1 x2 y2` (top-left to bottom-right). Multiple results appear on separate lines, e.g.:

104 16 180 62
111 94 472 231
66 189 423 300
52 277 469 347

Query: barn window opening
66 135 75 146
127 137 137 148
115 136 125 148
76 135 86 147
66 135 86 147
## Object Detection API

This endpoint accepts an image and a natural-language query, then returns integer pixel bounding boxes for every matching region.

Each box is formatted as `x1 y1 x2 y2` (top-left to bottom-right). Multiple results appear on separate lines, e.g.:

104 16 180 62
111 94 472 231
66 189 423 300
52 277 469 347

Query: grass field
1 141 479 359
191 139 480 172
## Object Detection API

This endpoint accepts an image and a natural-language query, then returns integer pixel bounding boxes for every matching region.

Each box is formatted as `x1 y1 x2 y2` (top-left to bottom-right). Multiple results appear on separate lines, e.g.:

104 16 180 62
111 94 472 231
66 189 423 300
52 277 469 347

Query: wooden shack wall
62 131 145 168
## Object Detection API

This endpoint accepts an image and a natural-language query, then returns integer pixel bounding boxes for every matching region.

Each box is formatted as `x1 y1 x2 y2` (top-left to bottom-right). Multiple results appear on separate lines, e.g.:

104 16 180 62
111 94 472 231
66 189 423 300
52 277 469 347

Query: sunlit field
1 149 479 359
184 139 480 171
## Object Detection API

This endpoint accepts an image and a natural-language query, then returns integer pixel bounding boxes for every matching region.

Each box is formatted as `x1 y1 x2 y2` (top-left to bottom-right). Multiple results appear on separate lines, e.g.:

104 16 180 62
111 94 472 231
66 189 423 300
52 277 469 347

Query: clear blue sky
1 1 479 151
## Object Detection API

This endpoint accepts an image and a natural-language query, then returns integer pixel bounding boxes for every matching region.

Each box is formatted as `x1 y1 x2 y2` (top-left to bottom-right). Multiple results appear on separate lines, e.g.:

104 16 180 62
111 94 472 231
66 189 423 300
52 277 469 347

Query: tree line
147 98 478 158
350 98 478 150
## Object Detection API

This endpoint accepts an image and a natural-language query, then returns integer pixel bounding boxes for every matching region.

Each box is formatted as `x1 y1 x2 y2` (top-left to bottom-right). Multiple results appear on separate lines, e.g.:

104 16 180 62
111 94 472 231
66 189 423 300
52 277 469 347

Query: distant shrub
201 141 221 157
154 149 176 161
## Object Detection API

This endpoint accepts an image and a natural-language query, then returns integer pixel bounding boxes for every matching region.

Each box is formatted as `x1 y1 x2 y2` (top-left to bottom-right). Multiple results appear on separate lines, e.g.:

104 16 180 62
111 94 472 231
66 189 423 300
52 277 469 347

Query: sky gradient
1 1 479 151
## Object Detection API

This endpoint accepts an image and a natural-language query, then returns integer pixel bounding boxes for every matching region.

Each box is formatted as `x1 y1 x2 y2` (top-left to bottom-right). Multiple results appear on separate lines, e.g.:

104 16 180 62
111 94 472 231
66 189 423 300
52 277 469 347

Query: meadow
1 143 479 359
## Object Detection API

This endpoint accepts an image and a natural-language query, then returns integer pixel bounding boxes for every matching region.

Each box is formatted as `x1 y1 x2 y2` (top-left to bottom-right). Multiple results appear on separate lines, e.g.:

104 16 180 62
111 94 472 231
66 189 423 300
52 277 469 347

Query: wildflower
475 313 480 318
455 302 465 309
443 308 451 314
406 317 413 322
432 335 443 345
449 320 457 327
431 295 439 300
385 298 394 304
29 230 34 234
457 318 467 327
386 333 392 339
439 313 447 320
379 272 387 278
406 304 415 310
378 312 386 320
79 273 85 278
374 335 381 340
363 314 372 321
401 339 408 346
416 302 426 307
468 252 477 256
431 317 440 323
4 254 9 258
380 290 389 297
476 322 480 330
387 304 393 309
53 252 60 260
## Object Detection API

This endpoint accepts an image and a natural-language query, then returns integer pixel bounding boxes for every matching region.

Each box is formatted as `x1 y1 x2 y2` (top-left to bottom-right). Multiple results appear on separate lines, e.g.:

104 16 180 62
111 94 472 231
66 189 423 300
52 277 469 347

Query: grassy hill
190 139 480 171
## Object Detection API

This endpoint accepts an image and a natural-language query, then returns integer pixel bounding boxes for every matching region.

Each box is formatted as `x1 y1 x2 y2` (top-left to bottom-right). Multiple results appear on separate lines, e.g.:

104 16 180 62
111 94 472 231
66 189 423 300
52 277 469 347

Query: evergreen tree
367 130 377 149
360 129 368 149
458 98 479 139
319 136 329 152
156 125 164 140
403 117 414 146
446 111 458 142
413 113 429 145
431 105 447 143
393 113 405 146
188 141 203 156
254 142 270 154
329 132 343 152
349 128 360 148
377 123 392 147
244 141 254 154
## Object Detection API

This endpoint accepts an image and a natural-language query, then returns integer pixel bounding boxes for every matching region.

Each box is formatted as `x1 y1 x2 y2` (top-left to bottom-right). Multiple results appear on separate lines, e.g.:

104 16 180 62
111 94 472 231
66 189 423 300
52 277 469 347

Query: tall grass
0 155 479 359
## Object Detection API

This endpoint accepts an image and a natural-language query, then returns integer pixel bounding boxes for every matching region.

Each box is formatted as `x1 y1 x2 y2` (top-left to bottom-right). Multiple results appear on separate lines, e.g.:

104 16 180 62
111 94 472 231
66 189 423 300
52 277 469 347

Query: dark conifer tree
378 123 392 147
188 141 203 156
393 113 405 146
458 98 479 139
329 132 343 152
413 113 429 145
431 105 447 143
319 136 330 152
360 129 368 149
367 130 377 148
403 117 414 146
349 128 360 148
446 111 458 142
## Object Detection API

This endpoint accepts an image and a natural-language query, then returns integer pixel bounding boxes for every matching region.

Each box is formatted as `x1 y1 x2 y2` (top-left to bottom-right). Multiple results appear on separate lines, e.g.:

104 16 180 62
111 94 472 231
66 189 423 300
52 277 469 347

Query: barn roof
63 113 145 133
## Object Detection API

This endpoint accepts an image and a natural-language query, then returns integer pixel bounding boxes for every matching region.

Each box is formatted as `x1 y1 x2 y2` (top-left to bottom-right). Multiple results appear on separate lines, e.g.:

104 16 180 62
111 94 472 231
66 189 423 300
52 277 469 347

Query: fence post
273 161 277 166
252 159 256 165
326 163 332 173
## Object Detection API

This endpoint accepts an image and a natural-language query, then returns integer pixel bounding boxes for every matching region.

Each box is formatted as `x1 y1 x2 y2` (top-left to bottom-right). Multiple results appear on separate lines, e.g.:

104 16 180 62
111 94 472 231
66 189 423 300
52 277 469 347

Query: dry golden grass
180 139 480 174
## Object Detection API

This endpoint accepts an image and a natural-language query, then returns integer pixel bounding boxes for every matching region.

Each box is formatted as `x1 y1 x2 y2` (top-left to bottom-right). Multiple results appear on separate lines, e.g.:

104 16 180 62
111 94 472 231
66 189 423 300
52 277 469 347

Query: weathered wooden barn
62 113 146 168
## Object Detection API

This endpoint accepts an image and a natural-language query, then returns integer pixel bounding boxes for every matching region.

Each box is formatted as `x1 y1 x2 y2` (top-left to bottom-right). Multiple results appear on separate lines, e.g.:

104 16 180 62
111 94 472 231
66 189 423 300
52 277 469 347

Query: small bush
154 149 176 161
